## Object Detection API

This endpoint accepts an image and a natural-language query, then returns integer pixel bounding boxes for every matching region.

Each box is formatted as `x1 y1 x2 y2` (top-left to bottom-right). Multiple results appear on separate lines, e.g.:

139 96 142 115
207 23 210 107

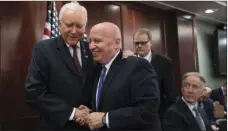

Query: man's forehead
90 26 112 37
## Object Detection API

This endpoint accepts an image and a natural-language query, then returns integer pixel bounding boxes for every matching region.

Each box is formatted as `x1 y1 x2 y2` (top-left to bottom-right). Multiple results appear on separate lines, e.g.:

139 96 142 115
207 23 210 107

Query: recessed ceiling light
182 15 192 19
205 9 214 13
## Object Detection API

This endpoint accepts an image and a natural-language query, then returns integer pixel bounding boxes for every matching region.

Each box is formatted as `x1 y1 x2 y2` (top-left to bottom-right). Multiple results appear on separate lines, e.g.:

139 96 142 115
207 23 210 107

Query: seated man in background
199 86 214 123
210 82 227 112
199 86 219 131
163 72 214 131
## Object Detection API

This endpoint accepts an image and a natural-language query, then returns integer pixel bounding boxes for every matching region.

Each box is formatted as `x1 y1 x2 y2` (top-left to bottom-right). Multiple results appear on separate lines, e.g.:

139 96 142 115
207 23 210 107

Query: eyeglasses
133 41 150 46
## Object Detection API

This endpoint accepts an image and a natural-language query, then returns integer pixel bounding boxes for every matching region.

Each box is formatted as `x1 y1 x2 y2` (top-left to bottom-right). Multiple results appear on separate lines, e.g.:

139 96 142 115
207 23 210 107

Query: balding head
91 22 121 42
89 22 122 64
200 86 212 101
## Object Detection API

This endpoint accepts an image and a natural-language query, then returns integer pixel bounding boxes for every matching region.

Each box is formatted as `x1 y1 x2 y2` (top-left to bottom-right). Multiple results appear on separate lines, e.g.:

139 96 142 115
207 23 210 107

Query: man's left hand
122 50 135 58
87 112 105 130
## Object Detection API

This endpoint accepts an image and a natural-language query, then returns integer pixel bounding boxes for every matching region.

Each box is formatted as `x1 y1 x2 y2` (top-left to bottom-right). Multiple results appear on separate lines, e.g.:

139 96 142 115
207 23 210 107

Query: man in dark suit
25 2 94 130
81 22 161 130
210 82 227 111
133 28 176 119
163 72 213 131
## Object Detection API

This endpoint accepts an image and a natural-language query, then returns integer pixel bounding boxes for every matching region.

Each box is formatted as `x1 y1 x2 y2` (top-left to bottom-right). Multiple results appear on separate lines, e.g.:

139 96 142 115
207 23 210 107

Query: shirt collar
182 96 198 111
104 50 120 71
138 51 152 62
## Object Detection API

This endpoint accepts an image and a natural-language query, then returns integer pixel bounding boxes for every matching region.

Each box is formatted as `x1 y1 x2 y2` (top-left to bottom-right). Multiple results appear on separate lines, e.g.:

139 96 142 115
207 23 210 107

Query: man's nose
89 42 95 50
71 26 77 34
137 44 142 47
187 87 193 92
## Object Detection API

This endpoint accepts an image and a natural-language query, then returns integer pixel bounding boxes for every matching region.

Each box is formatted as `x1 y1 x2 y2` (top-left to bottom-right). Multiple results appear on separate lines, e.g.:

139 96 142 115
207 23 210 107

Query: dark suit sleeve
108 59 160 129
163 109 190 131
163 59 176 107
25 44 73 128
210 90 216 101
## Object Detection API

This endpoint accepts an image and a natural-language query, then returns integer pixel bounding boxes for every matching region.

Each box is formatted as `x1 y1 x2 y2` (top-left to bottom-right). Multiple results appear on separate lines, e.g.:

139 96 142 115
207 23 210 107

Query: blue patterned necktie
96 66 107 111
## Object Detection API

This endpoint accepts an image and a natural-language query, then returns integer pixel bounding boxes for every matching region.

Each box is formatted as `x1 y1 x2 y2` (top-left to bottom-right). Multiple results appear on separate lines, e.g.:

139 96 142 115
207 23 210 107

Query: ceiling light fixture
182 15 192 19
205 9 214 13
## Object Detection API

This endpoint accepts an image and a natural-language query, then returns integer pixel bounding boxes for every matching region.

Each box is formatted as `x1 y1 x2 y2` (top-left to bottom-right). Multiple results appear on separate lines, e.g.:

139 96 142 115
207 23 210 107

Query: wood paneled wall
120 3 167 55
0 1 198 130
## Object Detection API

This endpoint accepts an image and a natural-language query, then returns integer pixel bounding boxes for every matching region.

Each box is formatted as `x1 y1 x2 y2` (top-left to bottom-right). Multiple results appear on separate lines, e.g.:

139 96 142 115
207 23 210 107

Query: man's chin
93 57 101 63
186 99 197 104
67 40 80 45
136 52 145 56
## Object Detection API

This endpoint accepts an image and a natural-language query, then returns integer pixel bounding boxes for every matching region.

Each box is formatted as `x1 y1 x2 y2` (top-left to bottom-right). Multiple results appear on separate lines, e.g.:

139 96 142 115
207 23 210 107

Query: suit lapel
178 99 202 130
98 52 123 109
80 40 89 71
56 36 81 76
151 53 156 65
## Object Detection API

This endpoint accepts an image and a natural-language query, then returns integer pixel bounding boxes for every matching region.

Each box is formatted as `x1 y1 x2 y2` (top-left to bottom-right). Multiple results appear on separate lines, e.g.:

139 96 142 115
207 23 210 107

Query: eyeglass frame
133 40 150 46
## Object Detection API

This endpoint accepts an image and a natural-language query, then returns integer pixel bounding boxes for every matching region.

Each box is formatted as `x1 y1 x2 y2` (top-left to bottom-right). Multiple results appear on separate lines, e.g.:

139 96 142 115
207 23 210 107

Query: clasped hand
74 105 105 130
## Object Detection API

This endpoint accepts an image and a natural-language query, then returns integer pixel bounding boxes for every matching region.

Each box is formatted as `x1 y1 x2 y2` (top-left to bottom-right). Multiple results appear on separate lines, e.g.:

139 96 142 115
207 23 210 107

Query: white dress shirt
96 50 120 128
138 51 152 63
66 42 82 121
182 97 198 117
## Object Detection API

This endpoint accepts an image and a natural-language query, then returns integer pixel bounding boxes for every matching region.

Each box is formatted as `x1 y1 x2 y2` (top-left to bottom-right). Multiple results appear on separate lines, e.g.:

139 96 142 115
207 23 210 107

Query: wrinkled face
133 33 152 57
59 9 86 45
181 76 203 104
89 26 120 64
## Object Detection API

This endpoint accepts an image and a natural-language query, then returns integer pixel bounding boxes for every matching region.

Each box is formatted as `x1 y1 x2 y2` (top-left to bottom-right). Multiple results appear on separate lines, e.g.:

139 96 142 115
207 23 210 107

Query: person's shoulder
34 37 58 50
164 101 180 116
154 53 172 63
212 87 221 93
207 98 214 105
125 56 151 66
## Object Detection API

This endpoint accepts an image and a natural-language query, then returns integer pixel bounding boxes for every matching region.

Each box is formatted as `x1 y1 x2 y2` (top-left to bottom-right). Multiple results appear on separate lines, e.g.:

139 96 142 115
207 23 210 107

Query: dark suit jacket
92 52 162 131
150 53 176 118
163 99 212 131
199 98 214 123
210 87 226 111
25 36 94 130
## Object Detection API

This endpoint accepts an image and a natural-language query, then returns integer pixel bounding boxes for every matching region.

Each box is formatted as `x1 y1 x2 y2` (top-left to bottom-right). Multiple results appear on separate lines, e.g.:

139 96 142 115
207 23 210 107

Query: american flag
42 1 60 40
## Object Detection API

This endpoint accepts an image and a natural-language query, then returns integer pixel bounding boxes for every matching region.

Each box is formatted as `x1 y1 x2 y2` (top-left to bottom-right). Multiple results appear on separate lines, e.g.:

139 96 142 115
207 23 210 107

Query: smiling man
25 2 94 130
82 22 162 131
163 72 214 131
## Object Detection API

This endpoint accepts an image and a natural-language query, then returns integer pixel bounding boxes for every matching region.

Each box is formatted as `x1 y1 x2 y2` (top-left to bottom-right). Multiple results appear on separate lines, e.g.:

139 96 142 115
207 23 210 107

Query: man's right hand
78 105 92 113
73 105 92 126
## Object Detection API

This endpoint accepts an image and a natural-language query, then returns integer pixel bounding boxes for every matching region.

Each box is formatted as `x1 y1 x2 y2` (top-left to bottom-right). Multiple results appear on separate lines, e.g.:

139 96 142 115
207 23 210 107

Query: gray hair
182 72 206 87
59 2 88 24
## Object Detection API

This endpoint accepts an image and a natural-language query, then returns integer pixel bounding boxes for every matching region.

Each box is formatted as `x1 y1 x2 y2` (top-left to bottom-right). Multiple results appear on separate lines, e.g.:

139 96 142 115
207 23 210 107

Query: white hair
59 2 88 24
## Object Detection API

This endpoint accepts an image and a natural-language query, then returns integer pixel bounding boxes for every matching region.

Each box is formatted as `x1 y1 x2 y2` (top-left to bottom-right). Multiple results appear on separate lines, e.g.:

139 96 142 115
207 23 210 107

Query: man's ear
115 38 121 48
149 41 152 47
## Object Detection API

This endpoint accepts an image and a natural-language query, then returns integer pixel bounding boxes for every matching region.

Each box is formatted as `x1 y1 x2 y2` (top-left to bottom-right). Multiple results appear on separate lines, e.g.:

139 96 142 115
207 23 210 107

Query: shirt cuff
106 112 110 128
69 108 76 120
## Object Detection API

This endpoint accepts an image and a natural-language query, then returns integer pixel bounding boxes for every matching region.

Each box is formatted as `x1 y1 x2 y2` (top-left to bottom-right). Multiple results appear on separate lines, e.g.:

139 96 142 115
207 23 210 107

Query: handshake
73 105 106 130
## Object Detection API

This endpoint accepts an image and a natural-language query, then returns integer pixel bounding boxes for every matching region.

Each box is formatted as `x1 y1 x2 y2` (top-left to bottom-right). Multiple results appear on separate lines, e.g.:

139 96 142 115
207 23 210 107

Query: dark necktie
71 45 82 74
96 66 107 111
193 106 206 131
